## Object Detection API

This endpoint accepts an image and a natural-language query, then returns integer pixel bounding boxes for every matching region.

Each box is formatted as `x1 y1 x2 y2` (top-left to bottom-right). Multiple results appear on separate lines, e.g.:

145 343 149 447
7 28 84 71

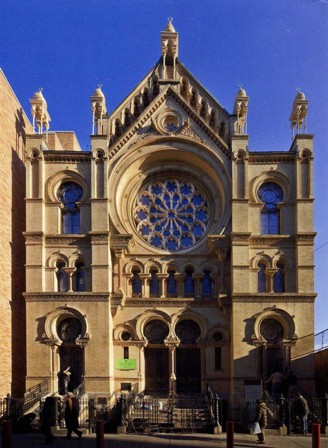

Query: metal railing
315 328 328 352
237 395 328 434
22 380 49 413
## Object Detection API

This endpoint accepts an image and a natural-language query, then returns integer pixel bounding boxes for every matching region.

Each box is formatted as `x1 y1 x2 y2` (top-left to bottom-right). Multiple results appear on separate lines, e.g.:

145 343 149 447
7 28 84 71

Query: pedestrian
40 397 56 445
63 366 72 393
254 399 268 444
294 392 309 435
64 392 82 439
265 370 285 399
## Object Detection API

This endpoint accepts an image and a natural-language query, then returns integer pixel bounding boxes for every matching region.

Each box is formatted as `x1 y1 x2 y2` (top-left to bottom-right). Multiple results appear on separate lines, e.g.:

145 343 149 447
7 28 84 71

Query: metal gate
127 394 213 433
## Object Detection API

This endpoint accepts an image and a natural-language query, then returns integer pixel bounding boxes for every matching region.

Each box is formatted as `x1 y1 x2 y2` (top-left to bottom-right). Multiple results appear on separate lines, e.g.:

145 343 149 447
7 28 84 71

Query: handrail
22 380 49 413
314 328 328 352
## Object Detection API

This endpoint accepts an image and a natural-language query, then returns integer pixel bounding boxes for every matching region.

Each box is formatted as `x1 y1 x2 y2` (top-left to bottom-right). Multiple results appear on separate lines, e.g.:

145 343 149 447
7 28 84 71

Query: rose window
134 179 209 251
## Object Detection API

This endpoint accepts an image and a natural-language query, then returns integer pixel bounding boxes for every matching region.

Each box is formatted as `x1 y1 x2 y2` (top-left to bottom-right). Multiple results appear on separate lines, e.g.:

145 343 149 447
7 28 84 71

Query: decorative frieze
232 293 316 303
24 293 109 302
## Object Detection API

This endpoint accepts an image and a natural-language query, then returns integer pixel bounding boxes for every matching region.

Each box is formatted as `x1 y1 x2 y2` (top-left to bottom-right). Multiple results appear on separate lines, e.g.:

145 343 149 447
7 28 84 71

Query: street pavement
1 431 327 448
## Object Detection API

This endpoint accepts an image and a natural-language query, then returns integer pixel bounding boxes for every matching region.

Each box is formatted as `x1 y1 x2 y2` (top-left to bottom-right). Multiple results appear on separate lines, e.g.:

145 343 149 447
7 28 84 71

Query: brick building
1 22 316 406
0 70 33 397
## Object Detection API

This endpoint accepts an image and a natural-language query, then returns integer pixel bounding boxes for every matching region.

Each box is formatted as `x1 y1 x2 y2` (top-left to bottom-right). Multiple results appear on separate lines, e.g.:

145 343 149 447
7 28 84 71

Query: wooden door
145 348 169 394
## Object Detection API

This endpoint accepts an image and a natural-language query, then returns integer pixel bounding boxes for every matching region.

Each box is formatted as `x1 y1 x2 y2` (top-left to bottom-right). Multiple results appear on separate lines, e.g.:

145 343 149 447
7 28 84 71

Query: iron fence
2 391 328 436
237 395 328 435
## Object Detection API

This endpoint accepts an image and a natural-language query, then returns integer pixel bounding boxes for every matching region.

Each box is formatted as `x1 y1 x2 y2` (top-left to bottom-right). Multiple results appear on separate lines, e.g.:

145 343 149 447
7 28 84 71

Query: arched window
202 270 212 295
258 263 267 292
184 268 194 296
132 269 142 295
258 182 283 234
75 262 85 292
166 270 177 295
56 262 69 292
149 270 159 295
144 320 169 344
273 263 285 293
58 182 83 234
176 319 201 344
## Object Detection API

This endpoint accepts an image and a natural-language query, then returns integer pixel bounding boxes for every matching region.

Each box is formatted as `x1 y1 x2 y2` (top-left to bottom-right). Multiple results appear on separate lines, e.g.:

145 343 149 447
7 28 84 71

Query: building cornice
232 293 316 303
24 293 109 302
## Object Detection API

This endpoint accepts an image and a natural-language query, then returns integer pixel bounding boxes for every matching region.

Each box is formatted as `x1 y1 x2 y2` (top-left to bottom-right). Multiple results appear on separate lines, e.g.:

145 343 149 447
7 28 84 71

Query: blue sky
1 0 327 333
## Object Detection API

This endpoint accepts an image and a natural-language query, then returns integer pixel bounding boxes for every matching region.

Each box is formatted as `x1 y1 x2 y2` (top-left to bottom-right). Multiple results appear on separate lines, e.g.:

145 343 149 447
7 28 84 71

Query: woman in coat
64 392 82 438
255 399 268 444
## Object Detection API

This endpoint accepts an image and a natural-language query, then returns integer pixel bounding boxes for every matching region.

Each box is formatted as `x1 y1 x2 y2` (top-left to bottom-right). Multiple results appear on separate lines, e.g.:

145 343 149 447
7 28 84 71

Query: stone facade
1 23 316 405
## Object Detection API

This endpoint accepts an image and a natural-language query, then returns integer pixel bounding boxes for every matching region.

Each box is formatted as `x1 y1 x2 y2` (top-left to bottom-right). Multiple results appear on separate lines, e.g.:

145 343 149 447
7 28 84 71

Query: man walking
294 392 310 435
64 392 82 439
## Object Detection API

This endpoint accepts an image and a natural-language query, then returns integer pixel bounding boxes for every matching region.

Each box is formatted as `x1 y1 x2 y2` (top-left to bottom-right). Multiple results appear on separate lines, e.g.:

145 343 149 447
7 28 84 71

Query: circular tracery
134 179 209 251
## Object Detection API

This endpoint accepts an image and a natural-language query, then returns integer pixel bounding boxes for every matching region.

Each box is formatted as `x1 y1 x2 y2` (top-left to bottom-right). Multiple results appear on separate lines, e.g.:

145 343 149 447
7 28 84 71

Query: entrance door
145 348 169 394
176 348 201 393
265 347 284 377
60 346 84 392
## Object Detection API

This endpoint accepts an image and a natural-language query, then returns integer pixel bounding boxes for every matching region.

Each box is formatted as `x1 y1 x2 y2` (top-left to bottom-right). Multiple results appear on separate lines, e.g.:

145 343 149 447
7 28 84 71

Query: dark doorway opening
60 346 84 392
176 348 201 394
145 348 169 394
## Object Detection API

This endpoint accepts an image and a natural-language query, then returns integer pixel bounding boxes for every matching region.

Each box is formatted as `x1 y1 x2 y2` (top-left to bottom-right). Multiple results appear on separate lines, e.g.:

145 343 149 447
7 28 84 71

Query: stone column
157 273 168 298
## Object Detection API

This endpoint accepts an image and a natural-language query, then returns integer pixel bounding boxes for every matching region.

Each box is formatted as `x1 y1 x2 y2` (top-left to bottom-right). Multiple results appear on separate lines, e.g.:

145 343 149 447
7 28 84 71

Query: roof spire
161 18 179 81
165 17 175 32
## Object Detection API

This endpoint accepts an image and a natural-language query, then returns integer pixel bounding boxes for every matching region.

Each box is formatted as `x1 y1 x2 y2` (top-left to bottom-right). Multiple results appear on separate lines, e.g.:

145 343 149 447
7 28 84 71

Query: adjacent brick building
0 70 33 396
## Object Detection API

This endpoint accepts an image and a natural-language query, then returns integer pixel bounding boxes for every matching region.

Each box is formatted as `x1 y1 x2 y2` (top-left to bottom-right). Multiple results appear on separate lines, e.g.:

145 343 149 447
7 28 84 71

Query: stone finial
90 84 107 135
29 88 51 137
161 19 179 80
233 85 249 135
289 89 309 137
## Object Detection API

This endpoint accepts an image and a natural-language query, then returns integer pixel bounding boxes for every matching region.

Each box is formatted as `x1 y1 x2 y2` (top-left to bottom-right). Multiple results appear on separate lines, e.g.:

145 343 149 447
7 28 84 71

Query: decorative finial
168 17 173 24
296 87 302 93
39 87 43 93
98 83 102 89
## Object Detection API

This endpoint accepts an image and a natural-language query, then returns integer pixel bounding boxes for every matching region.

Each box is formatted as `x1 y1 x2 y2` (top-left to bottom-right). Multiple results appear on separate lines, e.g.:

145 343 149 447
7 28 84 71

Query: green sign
115 359 137 370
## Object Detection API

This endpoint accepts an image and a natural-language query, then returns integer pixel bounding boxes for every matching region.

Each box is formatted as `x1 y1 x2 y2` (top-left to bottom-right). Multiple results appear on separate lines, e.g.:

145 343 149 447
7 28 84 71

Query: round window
144 320 169 344
260 318 284 344
176 319 201 344
212 332 223 342
134 179 209 251
121 331 132 341
57 317 82 343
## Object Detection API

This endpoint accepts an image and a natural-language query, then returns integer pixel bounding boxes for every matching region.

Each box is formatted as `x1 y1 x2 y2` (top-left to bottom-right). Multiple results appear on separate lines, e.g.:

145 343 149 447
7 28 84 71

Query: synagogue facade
2 22 317 404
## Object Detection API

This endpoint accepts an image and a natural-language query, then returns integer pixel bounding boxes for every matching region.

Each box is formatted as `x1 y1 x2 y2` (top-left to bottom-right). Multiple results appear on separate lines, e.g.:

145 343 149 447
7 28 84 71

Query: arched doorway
260 318 285 378
175 319 201 393
57 317 84 393
144 320 169 394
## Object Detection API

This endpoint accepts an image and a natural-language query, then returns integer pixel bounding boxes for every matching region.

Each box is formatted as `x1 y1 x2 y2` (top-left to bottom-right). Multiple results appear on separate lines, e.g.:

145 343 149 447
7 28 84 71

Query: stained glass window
150 270 160 295
260 318 284 343
57 262 68 292
144 320 169 344
75 263 85 292
58 182 83 234
167 270 177 295
176 319 201 344
134 179 209 251
258 182 283 234
184 268 194 296
273 263 285 293
202 270 212 295
258 263 267 292
132 270 142 295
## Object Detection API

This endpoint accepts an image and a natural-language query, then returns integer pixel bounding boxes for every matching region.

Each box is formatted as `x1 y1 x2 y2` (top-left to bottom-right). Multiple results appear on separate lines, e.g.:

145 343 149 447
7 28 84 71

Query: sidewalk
1 432 327 448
